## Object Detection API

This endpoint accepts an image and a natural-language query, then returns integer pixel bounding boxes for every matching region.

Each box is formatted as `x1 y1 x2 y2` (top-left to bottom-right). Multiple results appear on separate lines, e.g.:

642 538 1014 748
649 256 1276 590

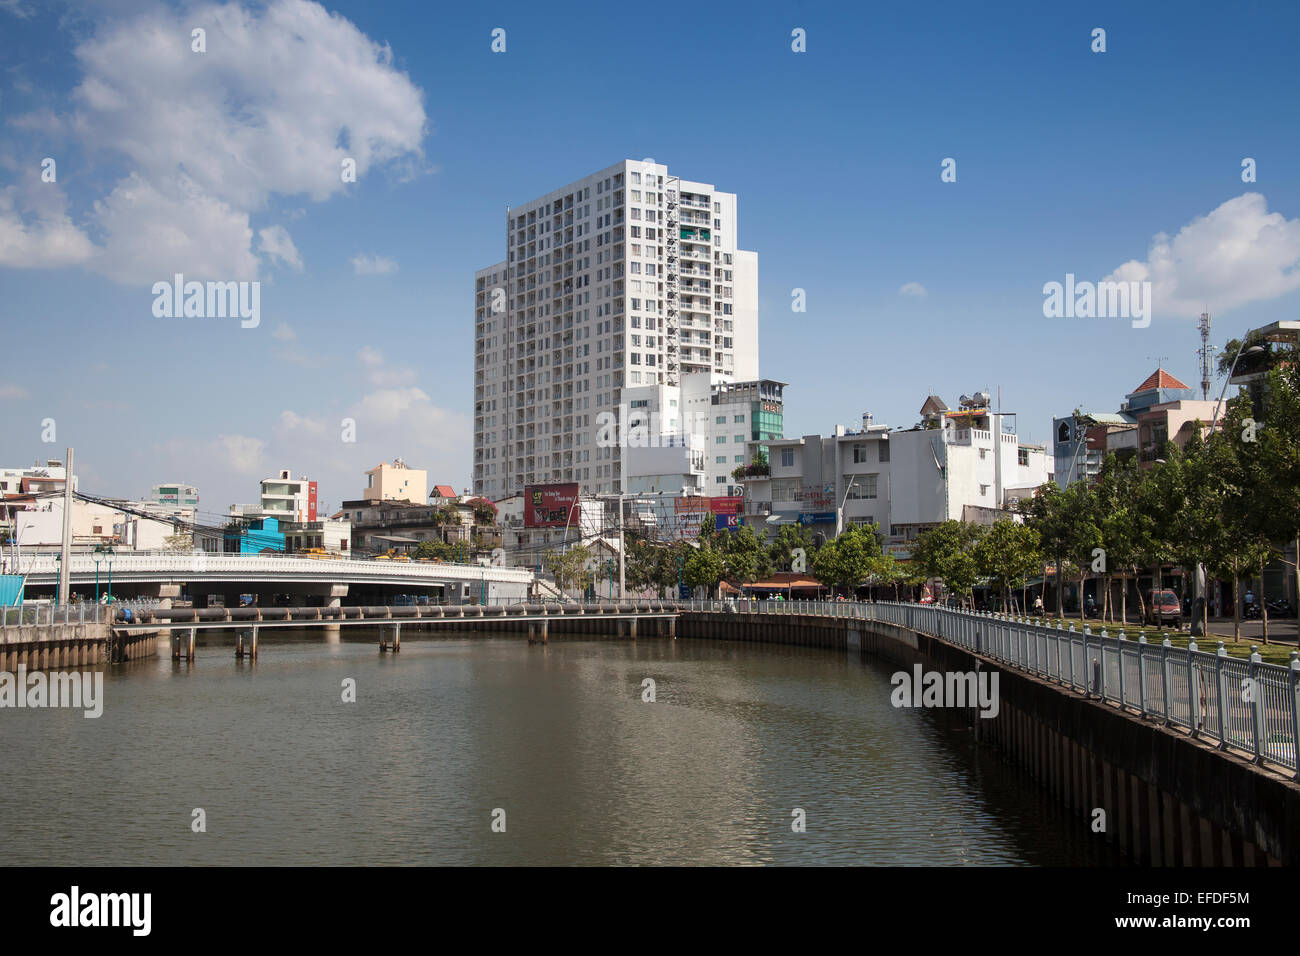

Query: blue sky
1 0 1298 520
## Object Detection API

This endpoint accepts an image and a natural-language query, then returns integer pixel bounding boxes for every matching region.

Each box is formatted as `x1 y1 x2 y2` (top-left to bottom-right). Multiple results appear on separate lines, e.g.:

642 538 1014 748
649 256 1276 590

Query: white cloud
216 434 267 475
351 253 398 275
278 409 330 439
271 323 296 342
0 0 35 18
0 383 30 399
89 173 258 283
0 169 96 269
0 0 427 283
356 345 415 387
898 282 927 298
258 225 303 271
1105 193 1300 319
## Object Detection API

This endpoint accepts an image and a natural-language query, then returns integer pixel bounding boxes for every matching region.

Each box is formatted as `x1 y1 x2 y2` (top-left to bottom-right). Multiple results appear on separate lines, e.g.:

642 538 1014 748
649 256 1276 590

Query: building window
878 442 890 463
843 474 878 499
853 444 868 463
781 449 794 467
771 478 802 501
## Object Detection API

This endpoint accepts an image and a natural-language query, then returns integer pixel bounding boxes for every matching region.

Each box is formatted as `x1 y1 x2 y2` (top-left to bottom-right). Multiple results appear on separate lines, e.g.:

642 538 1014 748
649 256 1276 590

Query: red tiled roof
1134 368 1190 392
431 485 456 498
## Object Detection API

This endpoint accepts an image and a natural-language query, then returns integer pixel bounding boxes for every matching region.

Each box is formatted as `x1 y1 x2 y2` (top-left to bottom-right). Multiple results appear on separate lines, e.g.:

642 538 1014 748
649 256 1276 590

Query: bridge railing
16 551 535 582
0 600 154 628
684 598 1300 778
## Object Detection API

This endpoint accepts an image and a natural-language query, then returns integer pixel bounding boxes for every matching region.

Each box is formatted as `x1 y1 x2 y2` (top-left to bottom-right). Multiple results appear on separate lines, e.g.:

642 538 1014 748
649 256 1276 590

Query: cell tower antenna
1197 310 1215 400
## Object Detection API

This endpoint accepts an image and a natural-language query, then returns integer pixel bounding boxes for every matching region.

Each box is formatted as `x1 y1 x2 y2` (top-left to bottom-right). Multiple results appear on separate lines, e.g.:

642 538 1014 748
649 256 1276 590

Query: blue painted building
223 516 285 554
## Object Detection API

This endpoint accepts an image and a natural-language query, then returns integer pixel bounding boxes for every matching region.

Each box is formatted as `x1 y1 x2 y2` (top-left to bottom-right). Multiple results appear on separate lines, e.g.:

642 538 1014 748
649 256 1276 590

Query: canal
0 628 1121 865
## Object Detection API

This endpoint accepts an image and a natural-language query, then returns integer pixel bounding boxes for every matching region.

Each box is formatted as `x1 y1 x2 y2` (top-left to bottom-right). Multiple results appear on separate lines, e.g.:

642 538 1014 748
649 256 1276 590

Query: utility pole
618 492 625 599
58 446 73 605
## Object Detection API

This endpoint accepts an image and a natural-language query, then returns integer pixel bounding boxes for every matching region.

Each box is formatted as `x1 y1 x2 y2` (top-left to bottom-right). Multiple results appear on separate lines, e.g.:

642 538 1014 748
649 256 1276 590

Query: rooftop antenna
1197 310 1215 400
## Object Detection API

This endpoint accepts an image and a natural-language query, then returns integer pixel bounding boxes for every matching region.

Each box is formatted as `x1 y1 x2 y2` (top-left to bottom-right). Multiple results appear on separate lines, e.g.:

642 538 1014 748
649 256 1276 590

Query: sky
1 0 1298 522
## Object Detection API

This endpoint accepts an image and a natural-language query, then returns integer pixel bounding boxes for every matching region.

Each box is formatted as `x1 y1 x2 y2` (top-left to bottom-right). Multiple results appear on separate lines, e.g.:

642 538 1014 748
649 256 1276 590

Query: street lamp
1186 342 1265 636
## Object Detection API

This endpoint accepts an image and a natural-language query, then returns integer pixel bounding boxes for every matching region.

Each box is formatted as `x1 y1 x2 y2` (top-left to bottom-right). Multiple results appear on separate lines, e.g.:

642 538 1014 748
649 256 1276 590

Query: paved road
1202 618 1299 646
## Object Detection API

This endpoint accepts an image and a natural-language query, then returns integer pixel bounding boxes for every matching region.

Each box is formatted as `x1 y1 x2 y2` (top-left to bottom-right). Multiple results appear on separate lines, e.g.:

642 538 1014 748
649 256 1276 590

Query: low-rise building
223 516 286 554
741 391 1052 556
0 459 76 497
281 519 352 554
364 459 427 503
150 483 199 509
3 494 177 552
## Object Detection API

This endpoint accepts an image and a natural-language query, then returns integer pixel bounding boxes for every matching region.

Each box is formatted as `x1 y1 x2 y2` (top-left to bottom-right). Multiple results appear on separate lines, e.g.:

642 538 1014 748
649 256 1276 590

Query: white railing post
1214 643 1229 748
1289 652 1300 779
1249 648 1265 762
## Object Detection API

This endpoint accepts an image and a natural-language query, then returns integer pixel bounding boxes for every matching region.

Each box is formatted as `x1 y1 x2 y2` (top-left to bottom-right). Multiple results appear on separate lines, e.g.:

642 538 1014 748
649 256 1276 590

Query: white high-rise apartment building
473 159 759 499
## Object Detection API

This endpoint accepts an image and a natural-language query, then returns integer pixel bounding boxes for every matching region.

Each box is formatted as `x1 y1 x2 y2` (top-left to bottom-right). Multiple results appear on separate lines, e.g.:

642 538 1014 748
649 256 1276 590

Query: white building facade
742 395 1052 555
473 159 760 500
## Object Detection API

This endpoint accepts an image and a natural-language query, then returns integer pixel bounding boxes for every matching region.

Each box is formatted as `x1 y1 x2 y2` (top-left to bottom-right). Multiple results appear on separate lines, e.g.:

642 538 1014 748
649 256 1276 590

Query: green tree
544 545 593 595
974 519 1042 613
768 523 815 572
720 524 773 585
412 540 457 561
684 547 725 598
811 523 882 596
1017 482 1072 618
910 520 985 607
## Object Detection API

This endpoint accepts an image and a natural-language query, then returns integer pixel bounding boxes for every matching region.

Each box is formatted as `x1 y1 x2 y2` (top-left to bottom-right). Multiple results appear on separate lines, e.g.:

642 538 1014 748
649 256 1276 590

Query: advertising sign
798 512 836 525
715 513 740 531
524 483 579 528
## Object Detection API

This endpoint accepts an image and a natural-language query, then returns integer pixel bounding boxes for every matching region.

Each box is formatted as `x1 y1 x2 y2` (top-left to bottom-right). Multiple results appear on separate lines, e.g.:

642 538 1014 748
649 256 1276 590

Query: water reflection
0 629 1120 866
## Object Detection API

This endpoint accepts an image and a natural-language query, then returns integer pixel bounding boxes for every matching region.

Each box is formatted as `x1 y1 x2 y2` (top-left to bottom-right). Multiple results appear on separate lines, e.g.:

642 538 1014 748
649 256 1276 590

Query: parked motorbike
1244 602 1262 620
1266 598 1295 618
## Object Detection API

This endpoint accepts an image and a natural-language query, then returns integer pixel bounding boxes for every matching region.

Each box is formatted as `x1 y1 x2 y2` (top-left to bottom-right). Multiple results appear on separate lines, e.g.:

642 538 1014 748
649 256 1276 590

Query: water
0 629 1120 865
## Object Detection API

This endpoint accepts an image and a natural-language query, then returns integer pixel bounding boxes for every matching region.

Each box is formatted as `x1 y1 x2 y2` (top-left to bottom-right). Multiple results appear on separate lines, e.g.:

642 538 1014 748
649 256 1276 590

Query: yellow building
363 459 428 504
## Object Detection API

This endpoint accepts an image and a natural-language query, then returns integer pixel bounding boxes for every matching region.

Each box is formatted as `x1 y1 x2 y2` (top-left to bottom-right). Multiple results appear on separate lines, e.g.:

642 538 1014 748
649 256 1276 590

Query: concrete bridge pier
171 627 196 662
235 627 259 660
323 584 347 638
527 620 549 645
380 623 401 654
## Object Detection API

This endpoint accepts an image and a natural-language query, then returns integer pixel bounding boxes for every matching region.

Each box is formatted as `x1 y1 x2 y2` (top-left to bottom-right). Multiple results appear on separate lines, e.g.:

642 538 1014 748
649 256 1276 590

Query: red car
1145 589 1181 625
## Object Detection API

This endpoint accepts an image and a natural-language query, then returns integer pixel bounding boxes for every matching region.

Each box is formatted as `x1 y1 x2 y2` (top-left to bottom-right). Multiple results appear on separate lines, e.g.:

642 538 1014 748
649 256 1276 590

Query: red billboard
673 495 742 517
524 483 579 528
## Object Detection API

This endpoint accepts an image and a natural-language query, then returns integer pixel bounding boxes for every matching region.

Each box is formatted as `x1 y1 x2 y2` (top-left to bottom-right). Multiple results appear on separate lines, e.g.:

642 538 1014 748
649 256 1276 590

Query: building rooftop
1133 368 1191 392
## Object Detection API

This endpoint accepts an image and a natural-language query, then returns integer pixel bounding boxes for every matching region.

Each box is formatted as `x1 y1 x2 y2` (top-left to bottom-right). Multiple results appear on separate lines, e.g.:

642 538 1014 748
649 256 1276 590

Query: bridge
14 551 535 607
